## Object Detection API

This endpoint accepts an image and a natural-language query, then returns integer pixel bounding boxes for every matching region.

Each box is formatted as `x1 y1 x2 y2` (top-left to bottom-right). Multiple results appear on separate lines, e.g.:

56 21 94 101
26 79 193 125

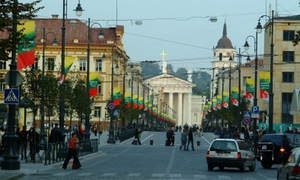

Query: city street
16 132 278 180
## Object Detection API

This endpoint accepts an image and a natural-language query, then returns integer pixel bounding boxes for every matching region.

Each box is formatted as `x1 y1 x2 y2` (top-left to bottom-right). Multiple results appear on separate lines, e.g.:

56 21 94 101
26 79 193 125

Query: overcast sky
24 0 300 71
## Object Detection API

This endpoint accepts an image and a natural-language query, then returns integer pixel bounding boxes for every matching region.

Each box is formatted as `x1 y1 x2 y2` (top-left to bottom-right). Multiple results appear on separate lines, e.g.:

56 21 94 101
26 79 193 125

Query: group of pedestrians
180 125 195 151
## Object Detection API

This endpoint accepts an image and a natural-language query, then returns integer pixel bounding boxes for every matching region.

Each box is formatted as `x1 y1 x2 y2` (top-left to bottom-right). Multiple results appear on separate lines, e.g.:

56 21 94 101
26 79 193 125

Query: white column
187 93 192 125
169 92 173 115
178 93 183 126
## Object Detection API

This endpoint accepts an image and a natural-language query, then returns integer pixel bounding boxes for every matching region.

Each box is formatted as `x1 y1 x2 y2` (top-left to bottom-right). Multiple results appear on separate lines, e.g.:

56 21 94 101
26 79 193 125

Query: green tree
192 71 211 96
0 0 42 60
40 73 59 126
141 62 161 78
21 68 42 127
174 67 188 80
72 80 91 125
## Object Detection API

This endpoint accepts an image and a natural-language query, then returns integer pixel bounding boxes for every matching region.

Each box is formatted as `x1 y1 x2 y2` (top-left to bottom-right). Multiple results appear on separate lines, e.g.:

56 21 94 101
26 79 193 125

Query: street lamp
86 18 104 140
244 33 258 130
59 0 84 132
2 0 20 170
256 10 274 133
41 27 57 149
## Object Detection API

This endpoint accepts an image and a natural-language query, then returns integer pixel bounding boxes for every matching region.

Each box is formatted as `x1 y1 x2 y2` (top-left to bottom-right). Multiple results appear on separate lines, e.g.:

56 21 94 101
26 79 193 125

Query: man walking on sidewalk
62 133 81 169
187 127 195 151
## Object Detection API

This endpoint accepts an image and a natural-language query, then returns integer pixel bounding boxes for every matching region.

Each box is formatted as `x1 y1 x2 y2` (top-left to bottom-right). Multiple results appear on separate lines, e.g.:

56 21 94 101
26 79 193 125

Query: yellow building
0 16 129 130
263 14 300 131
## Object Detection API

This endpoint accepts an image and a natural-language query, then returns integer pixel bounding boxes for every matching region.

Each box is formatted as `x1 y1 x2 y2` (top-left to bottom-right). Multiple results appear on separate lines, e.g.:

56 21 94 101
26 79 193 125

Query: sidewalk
0 132 110 180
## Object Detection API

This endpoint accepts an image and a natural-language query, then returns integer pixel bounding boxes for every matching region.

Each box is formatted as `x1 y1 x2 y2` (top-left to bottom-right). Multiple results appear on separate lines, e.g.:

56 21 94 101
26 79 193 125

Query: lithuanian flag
138 97 144 110
65 56 76 74
89 72 100 97
133 95 138 109
17 20 36 70
124 92 131 108
112 88 122 106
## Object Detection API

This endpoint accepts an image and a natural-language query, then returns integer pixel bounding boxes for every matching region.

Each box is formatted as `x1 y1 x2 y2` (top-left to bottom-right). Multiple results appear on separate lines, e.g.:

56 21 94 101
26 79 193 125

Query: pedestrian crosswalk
50 172 276 180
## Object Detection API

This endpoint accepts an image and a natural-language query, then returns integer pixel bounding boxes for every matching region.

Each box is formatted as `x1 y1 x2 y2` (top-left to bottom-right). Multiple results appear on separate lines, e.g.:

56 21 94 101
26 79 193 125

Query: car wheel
261 161 272 169
239 164 245 172
208 164 213 171
249 161 256 172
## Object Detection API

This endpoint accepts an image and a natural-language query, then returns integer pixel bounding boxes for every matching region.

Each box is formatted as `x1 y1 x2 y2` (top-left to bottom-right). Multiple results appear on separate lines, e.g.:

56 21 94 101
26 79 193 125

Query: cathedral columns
168 92 173 115
178 93 183 126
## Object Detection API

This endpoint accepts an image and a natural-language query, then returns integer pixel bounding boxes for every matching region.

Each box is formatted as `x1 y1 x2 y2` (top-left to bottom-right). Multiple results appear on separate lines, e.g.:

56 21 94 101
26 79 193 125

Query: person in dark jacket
187 128 195 151
49 124 62 144
28 127 39 162
134 128 142 145
19 126 28 160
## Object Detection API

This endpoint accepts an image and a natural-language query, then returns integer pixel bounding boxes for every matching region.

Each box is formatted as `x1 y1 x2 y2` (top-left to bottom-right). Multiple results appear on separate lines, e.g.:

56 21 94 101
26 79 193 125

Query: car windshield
260 134 290 146
286 134 300 147
210 141 237 152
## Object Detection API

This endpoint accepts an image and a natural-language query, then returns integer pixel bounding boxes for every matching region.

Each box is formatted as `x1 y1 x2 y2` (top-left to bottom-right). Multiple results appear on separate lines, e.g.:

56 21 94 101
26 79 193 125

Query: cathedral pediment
144 74 195 88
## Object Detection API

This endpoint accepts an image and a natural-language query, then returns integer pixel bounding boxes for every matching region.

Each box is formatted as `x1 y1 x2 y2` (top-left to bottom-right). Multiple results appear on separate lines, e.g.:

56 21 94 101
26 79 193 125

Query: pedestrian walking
180 126 188 151
166 127 175 146
28 127 40 162
62 133 81 169
134 128 142 145
187 128 195 151
19 126 28 160
49 123 62 144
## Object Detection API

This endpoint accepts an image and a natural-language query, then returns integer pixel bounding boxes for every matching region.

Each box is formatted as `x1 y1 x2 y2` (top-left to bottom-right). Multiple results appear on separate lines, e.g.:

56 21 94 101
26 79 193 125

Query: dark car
277 147 300 180
258 134 293 169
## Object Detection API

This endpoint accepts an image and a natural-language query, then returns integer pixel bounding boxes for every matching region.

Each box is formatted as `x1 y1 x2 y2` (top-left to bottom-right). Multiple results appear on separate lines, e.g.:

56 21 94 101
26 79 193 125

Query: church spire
160 49 168 74
223 22 227 37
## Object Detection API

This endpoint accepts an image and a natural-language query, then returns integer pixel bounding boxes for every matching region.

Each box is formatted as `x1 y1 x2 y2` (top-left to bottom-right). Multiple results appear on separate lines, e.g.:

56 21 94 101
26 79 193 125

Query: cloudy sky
24 0 300 70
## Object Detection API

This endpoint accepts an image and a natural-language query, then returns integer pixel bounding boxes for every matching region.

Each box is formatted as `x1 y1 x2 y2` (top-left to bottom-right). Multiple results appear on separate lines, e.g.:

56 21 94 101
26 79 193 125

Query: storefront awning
290 89 300 115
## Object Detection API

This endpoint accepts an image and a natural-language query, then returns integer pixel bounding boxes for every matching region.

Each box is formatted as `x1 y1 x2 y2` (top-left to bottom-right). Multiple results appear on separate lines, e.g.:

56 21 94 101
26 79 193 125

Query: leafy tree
40 73 59 126
174 67 188 80
192 71 211 96
167 64 174 75
141 62 161 78
21 68 42 127
0 0 42 60
72 80 91 126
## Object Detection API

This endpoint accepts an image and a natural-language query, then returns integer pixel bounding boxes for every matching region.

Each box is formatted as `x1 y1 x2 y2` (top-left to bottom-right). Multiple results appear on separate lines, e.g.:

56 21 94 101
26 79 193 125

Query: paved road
17 131 278 180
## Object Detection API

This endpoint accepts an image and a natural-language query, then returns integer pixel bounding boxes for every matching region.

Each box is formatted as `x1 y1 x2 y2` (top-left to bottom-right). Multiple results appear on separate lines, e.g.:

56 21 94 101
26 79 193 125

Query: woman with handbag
62 133 81 169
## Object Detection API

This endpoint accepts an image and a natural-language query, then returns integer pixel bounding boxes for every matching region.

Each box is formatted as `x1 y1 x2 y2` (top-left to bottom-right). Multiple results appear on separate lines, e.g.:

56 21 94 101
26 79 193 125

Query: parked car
277 147 300 180
257 134 293 169
206 138 256 172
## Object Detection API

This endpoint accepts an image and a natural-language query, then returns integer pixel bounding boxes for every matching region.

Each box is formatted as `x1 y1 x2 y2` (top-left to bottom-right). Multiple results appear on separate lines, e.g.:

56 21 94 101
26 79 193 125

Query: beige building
262 14 300 130
0 16 129 130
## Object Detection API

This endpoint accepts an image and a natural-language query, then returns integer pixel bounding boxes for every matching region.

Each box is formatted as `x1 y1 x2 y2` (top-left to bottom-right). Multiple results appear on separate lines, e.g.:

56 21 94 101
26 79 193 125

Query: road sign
4 88 19 104
243 111 252 125
252 106 260 114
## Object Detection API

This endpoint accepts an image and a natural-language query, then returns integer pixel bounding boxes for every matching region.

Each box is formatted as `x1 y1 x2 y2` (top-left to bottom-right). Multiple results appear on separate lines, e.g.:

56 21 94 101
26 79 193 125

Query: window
283 51 295 62
283 30 295 41
0 81 5 91
32 57 39 70
0 61 6 70
97 83 102 95
95 59 102 72
282 72 294 83
94 106 101 117
46 57 55 71
219 53 222 61
282 93 293 124
79 59 86 71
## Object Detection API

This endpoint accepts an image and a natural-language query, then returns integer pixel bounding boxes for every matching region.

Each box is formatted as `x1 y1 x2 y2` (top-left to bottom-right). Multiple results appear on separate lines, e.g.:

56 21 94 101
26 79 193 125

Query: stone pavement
0 131 110 180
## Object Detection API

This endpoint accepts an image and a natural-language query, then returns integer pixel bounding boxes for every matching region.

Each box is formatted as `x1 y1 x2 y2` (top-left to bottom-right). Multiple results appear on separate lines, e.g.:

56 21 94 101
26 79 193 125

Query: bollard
150 139 153 145
197 140 200 146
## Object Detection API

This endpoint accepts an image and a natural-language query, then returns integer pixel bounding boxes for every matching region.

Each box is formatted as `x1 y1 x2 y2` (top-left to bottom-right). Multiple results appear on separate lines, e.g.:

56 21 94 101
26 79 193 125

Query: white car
206 138 256 172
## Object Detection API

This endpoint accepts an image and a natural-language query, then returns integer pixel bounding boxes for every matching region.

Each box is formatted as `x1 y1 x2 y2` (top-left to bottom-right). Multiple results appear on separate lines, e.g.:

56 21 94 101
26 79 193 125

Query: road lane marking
53 172 72 176
78 172 92 176
168 173 182 178
218 175 231 179
128 173 141 177
201 135 211 145
165 147 176 174
141 134 154 143
193 174 207 179
102 173 116 177
152 173 165 177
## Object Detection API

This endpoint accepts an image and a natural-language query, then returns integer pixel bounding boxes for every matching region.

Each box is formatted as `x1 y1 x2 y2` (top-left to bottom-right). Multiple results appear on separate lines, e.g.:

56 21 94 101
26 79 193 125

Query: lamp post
86 18 104 139
1 0 20 170
244 32 258 130
59 0 83 131
41 27 57 149
221 66 225 128
256 10 274 133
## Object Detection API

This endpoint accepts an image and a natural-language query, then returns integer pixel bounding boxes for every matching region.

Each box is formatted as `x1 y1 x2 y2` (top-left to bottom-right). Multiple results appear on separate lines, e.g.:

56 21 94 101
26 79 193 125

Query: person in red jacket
62 133 81 169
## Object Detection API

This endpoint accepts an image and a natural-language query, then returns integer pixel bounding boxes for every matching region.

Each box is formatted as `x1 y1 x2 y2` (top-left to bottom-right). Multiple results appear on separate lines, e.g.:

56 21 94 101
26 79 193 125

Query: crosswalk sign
4 89 19 104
